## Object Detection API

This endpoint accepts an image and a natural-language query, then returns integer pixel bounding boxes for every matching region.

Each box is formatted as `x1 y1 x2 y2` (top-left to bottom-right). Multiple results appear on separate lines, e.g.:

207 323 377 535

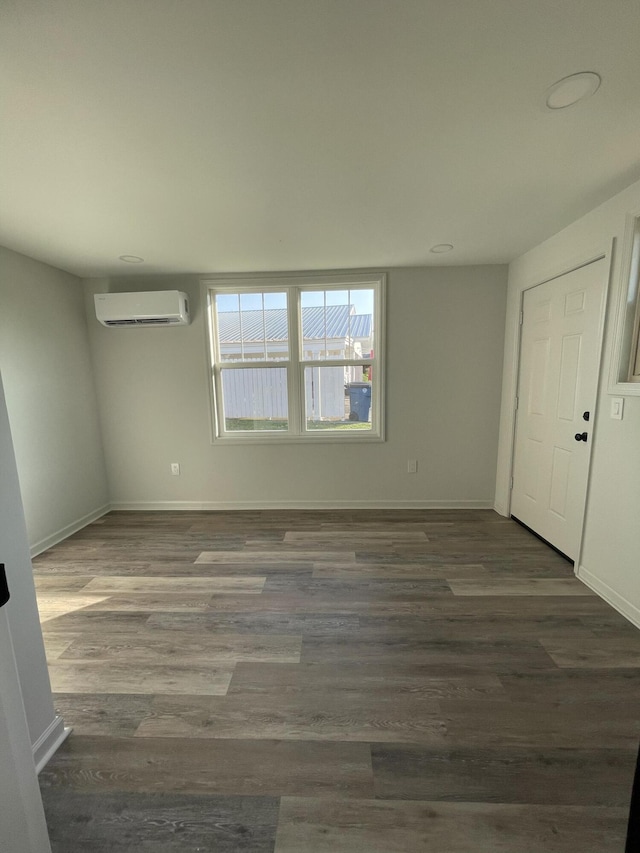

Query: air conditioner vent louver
104 318 174 326
94 291 190 327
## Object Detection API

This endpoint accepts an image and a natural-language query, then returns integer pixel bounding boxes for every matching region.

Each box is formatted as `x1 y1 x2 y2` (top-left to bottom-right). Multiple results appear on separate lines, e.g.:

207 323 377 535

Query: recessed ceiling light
545 72 601 110
118 254 144 264
430 243 454 254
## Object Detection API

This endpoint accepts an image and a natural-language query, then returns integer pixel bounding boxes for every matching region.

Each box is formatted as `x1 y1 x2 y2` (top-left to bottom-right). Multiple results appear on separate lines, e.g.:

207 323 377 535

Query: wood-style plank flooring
33 510 639 851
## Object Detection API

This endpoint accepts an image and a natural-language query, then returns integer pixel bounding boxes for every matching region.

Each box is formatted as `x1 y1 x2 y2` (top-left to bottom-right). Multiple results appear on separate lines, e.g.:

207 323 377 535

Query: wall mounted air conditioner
94 291 190 327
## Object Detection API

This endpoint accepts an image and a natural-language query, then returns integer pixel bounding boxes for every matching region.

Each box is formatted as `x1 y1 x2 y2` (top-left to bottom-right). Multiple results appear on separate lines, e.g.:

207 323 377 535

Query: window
204 274 385 441
627 225 640 382
626 217 640 382
609 211 640 394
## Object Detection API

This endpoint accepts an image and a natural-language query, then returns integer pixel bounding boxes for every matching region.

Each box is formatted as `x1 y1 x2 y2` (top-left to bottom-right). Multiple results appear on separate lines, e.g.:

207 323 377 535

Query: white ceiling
2 0 640 278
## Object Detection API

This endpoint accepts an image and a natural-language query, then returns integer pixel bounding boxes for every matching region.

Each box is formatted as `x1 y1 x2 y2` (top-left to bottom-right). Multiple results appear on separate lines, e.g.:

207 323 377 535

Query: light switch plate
611 397 624 420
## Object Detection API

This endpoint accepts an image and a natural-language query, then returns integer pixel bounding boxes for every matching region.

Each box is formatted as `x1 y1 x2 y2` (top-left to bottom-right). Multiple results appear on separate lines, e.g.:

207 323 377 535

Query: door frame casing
500 245 613 570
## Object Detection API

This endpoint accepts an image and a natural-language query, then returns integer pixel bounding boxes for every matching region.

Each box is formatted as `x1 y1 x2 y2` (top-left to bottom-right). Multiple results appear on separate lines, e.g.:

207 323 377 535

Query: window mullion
261 292 267 360
287 286 302 435
238 295 245 361
217 361 290 370
323 290 327 361
300 359 374 369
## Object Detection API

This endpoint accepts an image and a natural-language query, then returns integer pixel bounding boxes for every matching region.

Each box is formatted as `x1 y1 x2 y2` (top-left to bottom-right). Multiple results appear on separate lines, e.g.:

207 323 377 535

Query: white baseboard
110 499 494 511
30 503 111 557
577 564 640 630
33 715 72 774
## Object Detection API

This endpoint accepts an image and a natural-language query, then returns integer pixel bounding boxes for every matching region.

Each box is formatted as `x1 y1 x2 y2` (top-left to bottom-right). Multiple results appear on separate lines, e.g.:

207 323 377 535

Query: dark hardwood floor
33 509 640 851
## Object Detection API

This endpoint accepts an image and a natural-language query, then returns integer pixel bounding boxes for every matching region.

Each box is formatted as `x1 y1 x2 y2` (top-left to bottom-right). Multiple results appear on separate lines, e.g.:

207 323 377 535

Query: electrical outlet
170 462 180 476
407 459 418 474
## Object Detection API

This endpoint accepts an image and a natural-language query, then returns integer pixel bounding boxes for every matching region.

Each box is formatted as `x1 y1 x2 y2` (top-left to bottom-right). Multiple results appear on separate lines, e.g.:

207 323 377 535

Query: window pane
633 334 640 379
301 289 375 361
221 368 288 431
305 366 372 431
216 291 288 362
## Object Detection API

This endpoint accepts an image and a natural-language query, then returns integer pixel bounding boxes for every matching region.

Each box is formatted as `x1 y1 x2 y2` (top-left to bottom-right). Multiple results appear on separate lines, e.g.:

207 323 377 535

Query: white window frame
608 211 640 394
628 244 640 382
202 272 386 443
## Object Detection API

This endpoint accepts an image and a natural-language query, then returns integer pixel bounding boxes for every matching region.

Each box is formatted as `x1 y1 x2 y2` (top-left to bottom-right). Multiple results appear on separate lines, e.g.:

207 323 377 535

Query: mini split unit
94 291 190 326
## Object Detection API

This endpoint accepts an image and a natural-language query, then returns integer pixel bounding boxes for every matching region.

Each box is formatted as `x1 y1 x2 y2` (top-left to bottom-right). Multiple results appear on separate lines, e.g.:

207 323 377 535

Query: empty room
2 1 640 851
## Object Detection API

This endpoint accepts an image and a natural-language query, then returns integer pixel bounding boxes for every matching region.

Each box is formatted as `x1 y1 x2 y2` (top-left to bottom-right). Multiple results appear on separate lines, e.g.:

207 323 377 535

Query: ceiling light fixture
545 72 601 110
118 254 144 264
430 243 454 254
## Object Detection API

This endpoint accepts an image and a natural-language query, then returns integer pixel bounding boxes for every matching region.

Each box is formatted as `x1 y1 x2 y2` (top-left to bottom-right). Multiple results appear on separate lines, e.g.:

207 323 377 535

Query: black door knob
0 564 9 608
583 411 590 421
574 432 588 442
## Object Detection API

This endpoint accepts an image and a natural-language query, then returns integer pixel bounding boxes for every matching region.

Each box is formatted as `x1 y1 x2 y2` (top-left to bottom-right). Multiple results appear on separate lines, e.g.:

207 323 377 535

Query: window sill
211 432 385 445
607 381 640 398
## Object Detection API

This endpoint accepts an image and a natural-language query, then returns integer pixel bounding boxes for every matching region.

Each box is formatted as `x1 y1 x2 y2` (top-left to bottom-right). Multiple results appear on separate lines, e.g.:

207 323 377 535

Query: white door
0 369 52 851
0 604 52 853
511 259 607 560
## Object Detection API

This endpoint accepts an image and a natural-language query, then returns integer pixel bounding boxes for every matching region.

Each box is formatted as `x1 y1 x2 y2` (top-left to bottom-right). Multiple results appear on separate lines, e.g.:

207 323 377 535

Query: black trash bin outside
348 382 372 422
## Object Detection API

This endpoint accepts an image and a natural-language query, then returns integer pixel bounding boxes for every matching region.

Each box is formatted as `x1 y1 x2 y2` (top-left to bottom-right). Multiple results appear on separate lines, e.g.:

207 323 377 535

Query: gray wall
86 266 508 509
496 176 640 627
0 247 109 552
